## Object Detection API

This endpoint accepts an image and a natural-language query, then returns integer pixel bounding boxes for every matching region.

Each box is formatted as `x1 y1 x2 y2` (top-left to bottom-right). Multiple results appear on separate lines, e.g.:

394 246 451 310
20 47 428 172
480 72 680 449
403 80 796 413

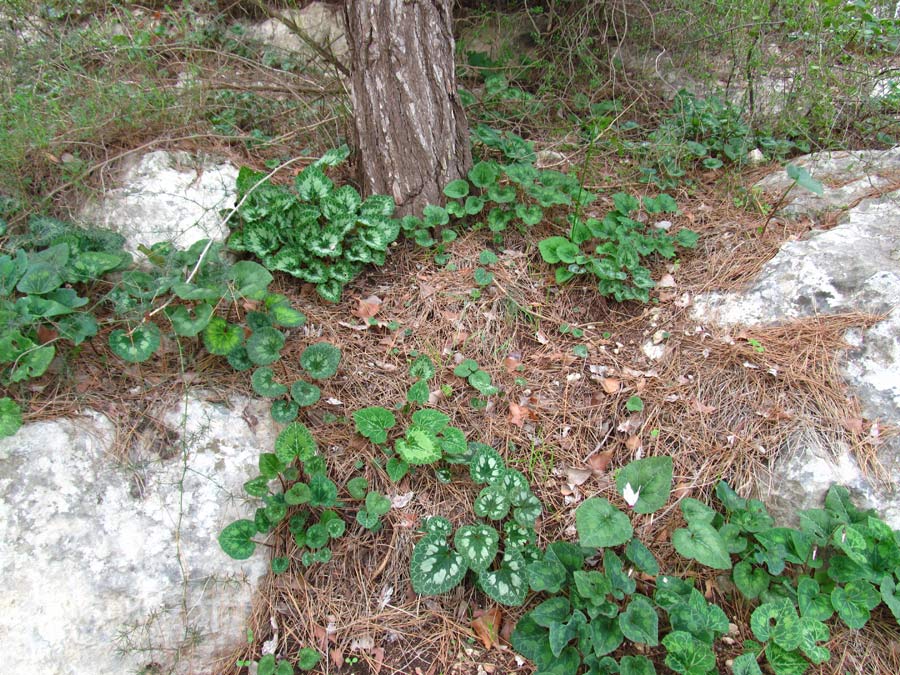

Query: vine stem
143 155 311 325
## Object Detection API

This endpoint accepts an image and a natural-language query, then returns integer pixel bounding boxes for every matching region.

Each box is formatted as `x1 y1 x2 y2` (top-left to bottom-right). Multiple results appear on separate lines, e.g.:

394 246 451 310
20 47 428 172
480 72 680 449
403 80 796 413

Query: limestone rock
0 394 275 675
244 3 347 64
693 183 900 528
754 147 900 222
78 150 238 255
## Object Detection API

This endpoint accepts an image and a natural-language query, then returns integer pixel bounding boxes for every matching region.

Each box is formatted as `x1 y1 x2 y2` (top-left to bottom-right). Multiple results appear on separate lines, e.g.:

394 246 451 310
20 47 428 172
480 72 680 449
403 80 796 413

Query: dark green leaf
576 498 632 548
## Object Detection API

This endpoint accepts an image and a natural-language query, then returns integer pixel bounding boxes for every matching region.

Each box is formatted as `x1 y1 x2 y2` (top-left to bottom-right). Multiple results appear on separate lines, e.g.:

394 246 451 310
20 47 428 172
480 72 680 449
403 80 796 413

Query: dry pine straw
206 225 894 673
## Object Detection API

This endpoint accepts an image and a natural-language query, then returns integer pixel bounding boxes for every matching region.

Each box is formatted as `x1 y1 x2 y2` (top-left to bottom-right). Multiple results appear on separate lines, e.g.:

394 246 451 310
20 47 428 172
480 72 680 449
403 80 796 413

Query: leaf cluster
227 146 401 303
538 192 698 302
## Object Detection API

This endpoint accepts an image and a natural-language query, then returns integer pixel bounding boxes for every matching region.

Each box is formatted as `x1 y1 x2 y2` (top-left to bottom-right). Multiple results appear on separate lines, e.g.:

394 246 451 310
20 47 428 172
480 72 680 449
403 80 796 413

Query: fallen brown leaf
352 294 382 318
503 351 523 373
587 450 614 473
330 648 344 669
625 436 642 452
508 402 535 428
601 378 621 394
565 467 593 487
471 607 502 649
371 647 385 675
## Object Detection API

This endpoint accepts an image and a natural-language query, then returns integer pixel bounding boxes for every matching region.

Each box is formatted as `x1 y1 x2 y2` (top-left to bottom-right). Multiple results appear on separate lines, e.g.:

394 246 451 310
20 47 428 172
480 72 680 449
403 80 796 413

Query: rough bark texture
344 0 472 216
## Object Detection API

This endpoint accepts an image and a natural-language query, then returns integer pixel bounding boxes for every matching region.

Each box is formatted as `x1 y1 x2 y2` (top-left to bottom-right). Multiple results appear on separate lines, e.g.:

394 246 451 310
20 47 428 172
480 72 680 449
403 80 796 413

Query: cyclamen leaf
576 497 633 548
274 422 317 463
765 643 810 675
672 521 732 570
290 380 321 407
353 406 396 444
109 324 160 363
227 260 273 300
619 655 657 675
251 367 288 398
831 579 881 629
411 409 449 432
616 456 673 514
408 354 436 380
625 538 660 576
396 427 441 465
410 534 467 595
164 303 214 337
308 473 338 508
526 558 567 593
479 550 528 606
750 600 802 650
265 294 306 327
219 519 257 560
619 594 659 645
203 316 243 356
406 380 429 404
469 444 506 484
0 397 23 438
443 179 470 199
454 523 499 573
246 327 285 366
300 342 341 379
423 516 453 538
662 631 716 675
268 396 297 426
474 485 511 520
731 653 763 675
511 614 554 671
453 358 479 377
733 560 770 599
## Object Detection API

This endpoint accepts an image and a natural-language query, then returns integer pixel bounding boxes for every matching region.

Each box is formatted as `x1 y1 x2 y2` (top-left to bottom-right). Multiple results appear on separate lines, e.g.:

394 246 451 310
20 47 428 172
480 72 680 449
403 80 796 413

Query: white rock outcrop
694 149 900 527
0 394 274 675
79 150 238 255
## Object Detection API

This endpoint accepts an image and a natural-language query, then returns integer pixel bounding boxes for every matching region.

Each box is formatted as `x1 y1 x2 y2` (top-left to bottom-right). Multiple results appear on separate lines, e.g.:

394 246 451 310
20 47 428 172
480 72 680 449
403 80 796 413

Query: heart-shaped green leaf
576 497 633 548
396 427 441 465
246 327 285 366
616 456 673 514
252 367 288 398
300 342 341 379
164 303 214 337
219 519 257 559
733 560 770 599
479 550 528 606
672 521 732 570
274 422 317 463
619 594 659 646
109 324 160 363
410 534 467 595
469 443 506 484
474 484 511 520
662 630 716 675
203 316 242 356
0 397 23 438
270 399 299 424
290 380 321 407
454 523 499 573
353 406 396 444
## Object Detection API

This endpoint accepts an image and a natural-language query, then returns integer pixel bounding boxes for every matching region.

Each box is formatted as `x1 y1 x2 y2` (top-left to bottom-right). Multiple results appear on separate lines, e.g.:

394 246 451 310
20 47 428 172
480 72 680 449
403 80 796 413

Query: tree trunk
344 0 472 216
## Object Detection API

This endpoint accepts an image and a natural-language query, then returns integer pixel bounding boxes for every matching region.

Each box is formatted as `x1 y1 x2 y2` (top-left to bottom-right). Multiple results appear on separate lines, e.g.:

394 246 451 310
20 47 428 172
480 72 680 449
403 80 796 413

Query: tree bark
344 0 472 216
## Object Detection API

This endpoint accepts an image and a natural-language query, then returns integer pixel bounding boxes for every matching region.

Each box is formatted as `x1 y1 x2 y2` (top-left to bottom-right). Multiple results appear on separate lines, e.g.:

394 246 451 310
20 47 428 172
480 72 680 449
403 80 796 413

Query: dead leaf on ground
625 436 642 452
471 607 502 649
601 378 621 394
330 648 344 668
843 417 865 433
565 467 593 487
658 273 677 288
587 450 614 473
352 295 383 318
371 648 385 675
691 398 717 414
503 351 523 373
673 481 692 500
508 402 535 427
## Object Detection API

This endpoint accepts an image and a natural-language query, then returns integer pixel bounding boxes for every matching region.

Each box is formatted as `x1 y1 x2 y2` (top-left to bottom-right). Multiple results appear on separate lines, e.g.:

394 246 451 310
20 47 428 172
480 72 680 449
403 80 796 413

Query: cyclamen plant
227 145 402 303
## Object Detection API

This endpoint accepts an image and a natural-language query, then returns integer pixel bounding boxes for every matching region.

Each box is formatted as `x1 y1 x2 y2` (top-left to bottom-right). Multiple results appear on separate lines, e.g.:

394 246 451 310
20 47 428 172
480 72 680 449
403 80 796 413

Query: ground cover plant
2 2 900 675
